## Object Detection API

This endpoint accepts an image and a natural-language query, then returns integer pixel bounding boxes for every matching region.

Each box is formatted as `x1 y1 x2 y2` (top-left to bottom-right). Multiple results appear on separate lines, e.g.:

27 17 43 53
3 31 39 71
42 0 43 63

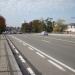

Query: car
41 31 48 36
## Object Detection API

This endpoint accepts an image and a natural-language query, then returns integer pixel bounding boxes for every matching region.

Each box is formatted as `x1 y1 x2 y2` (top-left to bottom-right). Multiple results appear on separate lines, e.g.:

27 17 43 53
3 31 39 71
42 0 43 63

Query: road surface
6 34 75 75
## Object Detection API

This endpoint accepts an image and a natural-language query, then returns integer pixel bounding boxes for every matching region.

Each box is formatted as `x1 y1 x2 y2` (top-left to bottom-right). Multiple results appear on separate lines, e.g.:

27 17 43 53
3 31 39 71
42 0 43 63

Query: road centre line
48 60 65 71
10 35 75 73
36 52 45 58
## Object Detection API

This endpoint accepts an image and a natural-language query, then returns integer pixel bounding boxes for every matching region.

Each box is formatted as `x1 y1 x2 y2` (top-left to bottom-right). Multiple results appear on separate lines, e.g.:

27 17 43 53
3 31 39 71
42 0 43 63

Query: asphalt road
7 34 75 75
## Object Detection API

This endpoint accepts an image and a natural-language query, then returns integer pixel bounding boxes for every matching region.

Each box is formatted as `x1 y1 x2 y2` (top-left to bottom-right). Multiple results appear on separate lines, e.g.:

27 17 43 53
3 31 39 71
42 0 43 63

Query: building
65 23 75 33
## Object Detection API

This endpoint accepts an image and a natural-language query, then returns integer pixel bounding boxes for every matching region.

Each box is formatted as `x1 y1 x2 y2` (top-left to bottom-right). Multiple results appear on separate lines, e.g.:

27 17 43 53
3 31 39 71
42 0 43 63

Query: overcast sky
0 0 75 27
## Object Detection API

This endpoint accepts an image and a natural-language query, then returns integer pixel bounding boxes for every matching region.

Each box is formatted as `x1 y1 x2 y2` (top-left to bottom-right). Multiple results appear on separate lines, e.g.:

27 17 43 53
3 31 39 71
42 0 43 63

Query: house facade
66 23 75 33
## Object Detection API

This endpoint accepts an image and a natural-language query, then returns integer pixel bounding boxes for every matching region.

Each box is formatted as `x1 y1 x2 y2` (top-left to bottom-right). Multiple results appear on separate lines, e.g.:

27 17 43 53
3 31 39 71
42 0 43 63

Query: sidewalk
0 35 22 75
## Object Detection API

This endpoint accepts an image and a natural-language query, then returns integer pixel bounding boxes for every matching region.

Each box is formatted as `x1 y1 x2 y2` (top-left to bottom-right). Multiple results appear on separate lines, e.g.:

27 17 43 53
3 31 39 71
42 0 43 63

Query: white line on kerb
27 67 35 75
12 45 15 49
14 48 19 54
10 42 13 46
28 47 34 50
19 55 26 63
36 52 45 58
48 60 65 71
11 35 75 73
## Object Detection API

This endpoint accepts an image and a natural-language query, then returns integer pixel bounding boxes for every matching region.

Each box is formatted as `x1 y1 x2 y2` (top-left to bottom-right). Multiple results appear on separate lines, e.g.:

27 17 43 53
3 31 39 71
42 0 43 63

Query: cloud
0 0 75 26
1 0 75 14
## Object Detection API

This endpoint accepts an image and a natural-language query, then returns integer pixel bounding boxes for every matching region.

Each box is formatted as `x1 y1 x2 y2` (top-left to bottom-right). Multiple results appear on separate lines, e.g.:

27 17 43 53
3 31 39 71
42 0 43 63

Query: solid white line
18 40 22 42
28 47 34 50
42 40 49 43
23 42 27 46
35 48 75 73
25 44 75 72
19 55 26 63
27 67 35 75
48 60 65 71
36 52 45 58
11 35 75 73
26 44 75 73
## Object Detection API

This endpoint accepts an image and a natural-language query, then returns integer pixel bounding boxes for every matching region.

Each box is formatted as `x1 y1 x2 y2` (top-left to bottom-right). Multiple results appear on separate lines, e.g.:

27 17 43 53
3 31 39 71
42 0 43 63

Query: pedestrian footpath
0 35 22 75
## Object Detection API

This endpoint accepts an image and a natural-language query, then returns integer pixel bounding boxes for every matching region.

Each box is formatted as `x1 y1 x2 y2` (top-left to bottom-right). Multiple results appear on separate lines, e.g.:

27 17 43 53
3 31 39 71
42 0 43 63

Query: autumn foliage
0 16 6 34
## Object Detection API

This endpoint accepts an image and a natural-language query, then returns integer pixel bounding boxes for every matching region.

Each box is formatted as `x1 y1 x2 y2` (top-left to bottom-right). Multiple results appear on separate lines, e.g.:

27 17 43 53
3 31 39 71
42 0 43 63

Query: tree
53 19 67 32
40 19 46 31
21 23 26 33
0 16 6 34
21 21 32 33
28 21 33 32
45 18 53 32
32 20 43 32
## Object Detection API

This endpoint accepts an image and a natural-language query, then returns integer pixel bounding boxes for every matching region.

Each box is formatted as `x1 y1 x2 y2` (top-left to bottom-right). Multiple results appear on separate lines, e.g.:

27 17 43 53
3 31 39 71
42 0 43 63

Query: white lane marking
24 43 75 72
19 55 26 63
14 48 19 54
19 39 22 41
48 60 65 71
28 47 34 51
23 42 27 46
10 35 75 73
27 67 35 75
36 52 45 58
42 40 49 43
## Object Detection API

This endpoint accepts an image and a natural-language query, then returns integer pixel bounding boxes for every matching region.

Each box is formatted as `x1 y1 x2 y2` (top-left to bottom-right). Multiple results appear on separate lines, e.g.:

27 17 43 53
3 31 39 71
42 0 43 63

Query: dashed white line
28 47 34 51
48 60 65 71
36 52 45 58
19 55 26 63
27 67 35 75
